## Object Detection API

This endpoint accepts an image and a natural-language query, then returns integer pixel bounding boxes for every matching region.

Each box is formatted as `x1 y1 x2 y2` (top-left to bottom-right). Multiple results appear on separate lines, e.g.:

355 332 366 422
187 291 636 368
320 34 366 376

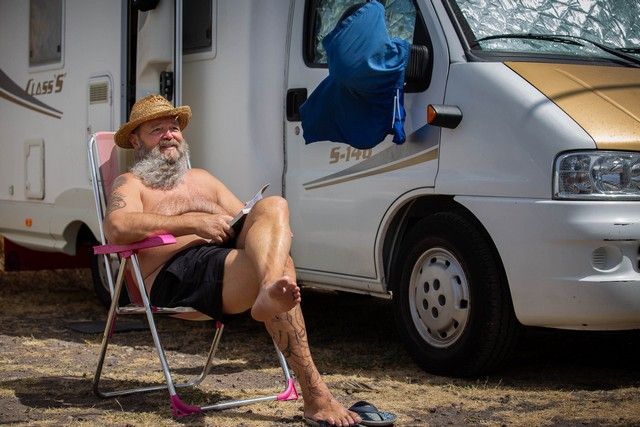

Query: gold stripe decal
505 61 640 151
305 148 437 189
303 136 438 190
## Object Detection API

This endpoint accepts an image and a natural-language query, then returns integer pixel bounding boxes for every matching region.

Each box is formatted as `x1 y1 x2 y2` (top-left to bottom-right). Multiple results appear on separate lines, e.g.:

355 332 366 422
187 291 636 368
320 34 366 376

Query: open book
229 183 270 232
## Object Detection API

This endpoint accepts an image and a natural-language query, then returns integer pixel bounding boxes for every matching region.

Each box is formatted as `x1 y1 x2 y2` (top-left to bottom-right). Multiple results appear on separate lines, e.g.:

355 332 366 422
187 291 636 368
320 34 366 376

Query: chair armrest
93 234 177 256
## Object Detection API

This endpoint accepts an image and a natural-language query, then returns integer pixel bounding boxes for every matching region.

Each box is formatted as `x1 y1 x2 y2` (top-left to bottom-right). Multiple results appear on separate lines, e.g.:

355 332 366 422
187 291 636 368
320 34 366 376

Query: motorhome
1 0 639 376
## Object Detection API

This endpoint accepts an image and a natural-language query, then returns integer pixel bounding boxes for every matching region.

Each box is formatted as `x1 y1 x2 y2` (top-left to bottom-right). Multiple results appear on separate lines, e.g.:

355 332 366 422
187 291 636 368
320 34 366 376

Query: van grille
89 82 109 104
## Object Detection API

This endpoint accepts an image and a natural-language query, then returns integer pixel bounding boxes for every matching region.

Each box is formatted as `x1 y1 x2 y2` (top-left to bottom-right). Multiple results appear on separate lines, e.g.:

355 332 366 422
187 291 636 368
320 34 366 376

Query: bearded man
104 95 361 426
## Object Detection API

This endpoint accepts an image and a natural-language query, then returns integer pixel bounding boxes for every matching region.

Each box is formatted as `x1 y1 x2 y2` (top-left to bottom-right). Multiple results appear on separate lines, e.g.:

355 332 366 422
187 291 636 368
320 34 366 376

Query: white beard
131 139 190 190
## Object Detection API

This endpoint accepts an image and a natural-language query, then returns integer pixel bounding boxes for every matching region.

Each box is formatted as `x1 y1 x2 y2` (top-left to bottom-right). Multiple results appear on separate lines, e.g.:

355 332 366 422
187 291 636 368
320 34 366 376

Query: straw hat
114 94 192 148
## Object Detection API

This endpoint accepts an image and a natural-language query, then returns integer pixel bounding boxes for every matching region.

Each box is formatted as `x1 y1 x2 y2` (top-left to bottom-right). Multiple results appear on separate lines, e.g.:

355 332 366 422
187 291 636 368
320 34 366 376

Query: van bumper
457 196 640 330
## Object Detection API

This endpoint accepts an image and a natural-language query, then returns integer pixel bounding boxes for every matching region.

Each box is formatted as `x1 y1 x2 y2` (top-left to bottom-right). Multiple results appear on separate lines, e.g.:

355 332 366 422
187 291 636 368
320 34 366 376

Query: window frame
442 0 640 67
29 0 65 72
303 0 426 67
302 0 432 92
183 0 217 63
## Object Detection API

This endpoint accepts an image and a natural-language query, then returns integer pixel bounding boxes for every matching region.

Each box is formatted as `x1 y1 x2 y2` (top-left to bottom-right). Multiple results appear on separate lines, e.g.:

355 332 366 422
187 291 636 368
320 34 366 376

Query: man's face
130 117 185 162
128 116 190 190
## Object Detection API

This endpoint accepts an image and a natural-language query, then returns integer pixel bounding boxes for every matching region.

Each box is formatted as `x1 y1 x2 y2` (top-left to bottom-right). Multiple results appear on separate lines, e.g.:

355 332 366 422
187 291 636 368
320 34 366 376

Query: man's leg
234 196 300 321
266 305 361 426
222 253 361 427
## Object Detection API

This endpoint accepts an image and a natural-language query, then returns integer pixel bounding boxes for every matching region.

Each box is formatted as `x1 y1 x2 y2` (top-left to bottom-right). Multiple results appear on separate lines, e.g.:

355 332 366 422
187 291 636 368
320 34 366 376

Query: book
229 183 270 232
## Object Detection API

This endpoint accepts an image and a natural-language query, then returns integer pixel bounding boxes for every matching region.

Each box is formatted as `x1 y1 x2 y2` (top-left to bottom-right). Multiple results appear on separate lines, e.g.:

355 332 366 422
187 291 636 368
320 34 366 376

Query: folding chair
87 132 298 417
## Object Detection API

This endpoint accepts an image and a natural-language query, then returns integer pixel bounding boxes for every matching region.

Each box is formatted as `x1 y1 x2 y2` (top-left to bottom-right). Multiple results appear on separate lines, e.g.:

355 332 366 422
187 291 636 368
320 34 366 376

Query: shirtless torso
108 167 244 291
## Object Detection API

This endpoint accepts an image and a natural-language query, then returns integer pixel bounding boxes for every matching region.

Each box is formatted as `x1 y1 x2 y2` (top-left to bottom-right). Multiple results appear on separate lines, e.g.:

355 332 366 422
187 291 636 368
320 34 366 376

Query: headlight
554 151 640 200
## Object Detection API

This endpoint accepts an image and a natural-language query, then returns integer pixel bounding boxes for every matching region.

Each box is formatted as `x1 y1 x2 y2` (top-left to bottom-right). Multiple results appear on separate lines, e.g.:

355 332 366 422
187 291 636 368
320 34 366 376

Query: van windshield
451 0 640 63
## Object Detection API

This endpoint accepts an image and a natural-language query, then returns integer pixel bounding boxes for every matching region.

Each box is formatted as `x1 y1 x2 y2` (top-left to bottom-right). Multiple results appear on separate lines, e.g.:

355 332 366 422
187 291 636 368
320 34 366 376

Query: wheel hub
409 247 470 348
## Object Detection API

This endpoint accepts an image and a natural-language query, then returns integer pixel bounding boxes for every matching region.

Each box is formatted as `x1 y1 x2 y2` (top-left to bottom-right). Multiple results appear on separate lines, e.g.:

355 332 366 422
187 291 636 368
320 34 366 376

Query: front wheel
392 211 520 376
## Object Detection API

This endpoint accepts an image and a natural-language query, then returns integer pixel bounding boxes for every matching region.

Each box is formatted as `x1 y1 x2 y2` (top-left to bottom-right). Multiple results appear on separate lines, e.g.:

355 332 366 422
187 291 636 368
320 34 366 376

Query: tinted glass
453 0 640 61
183 0 213 54
307 0 418 64
30 0 62 66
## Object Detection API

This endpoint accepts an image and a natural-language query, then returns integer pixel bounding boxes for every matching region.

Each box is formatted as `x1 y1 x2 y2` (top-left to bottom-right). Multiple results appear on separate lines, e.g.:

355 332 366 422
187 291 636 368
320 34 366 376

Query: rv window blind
183 0 213 54
29 0 63 67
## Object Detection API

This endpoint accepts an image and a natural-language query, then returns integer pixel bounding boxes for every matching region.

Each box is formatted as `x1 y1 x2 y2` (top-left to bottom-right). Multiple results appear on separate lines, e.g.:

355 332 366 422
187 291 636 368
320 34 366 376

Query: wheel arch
62 220 99 255
379 194 510 301
74 222 99 246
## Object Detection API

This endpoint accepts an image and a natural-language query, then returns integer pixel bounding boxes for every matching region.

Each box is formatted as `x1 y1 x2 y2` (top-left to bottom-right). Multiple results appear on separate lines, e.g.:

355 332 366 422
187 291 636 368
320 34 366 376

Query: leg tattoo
265 309 326 401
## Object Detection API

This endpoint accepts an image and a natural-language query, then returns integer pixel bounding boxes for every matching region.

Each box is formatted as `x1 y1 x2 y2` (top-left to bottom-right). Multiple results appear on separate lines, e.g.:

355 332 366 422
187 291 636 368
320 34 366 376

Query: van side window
183 0 213 55
29 0 63 68
305 0 423 65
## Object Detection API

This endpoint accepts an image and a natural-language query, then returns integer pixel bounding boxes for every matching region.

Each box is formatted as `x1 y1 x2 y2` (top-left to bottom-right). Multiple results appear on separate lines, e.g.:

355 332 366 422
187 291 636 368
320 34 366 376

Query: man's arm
103 173 234 245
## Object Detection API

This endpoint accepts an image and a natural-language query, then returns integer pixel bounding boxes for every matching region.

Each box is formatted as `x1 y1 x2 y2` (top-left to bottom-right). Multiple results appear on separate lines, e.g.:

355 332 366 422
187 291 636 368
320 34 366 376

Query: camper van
1 0 639 376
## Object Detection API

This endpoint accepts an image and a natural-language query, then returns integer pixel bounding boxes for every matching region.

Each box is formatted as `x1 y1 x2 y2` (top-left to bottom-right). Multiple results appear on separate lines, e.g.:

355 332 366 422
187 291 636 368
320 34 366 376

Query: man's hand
185 212 235 244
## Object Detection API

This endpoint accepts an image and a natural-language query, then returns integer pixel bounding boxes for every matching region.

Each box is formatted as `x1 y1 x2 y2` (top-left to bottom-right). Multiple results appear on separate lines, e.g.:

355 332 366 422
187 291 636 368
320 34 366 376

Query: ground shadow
0 375 298 425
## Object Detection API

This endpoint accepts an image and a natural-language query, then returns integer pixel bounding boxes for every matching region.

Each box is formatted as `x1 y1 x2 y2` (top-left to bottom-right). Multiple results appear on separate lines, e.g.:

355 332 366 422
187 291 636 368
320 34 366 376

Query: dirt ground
1 257 640 425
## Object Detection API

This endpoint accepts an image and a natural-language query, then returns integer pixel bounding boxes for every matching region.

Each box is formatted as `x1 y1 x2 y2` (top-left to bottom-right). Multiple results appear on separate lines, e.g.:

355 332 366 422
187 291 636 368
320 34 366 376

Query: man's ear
128 132 139 148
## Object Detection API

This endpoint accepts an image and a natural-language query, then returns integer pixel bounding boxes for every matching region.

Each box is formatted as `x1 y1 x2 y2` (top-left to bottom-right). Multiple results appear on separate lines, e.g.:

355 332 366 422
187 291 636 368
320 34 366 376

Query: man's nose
160 128 174 139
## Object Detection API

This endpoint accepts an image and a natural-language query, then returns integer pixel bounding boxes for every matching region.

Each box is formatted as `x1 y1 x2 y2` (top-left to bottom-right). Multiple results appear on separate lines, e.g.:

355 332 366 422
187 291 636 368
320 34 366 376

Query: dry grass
0 259 639 426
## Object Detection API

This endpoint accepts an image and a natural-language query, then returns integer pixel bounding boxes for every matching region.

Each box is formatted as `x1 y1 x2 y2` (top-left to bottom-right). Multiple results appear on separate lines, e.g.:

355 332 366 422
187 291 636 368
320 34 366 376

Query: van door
126 0 182 109
285 0 449 287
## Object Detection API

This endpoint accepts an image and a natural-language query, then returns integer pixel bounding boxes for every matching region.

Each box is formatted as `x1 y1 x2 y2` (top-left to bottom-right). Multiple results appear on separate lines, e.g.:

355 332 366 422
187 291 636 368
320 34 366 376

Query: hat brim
114 106 192 148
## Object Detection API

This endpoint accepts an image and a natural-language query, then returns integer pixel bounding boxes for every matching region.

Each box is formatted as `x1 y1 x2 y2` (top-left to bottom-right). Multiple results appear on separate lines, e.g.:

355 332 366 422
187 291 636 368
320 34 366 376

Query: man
104 95 361 427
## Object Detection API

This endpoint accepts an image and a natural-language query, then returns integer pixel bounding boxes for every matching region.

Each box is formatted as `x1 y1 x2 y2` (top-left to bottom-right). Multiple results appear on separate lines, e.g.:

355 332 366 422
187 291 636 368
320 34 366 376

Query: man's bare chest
142 185 220 216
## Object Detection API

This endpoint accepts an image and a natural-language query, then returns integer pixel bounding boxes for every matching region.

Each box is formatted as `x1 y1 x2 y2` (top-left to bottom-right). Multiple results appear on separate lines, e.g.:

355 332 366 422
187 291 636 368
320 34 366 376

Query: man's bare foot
250 276 301 321
304 393 362 427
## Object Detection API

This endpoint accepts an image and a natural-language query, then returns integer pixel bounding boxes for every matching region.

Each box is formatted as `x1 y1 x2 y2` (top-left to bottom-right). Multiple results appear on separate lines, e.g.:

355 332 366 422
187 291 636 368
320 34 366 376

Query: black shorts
149 244 233 320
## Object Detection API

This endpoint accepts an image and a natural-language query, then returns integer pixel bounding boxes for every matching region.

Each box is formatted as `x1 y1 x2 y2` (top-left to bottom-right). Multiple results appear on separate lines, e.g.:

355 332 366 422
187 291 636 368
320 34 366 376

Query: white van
1 0 638 376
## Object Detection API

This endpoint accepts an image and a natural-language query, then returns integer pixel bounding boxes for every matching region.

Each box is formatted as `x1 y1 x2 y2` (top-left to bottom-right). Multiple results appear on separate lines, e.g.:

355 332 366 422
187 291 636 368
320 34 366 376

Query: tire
90 250 130 307
392 211 520 377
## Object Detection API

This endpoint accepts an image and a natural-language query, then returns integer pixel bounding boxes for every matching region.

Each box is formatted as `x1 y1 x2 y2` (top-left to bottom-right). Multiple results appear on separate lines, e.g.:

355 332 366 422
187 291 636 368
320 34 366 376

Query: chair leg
93 253 300 417
93 256 179 398
129 255 180 397
93 258 129 397
93 309 220 398
198 339 299 412
178 321 225 389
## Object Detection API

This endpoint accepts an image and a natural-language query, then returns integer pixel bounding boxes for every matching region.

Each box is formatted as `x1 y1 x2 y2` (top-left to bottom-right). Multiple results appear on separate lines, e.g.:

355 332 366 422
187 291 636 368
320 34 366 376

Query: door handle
160 71 174 102
286 88 307 122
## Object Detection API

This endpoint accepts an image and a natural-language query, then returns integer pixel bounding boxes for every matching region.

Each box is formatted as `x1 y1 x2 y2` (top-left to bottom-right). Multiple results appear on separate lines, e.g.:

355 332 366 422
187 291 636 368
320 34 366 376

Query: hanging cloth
300 1 410 149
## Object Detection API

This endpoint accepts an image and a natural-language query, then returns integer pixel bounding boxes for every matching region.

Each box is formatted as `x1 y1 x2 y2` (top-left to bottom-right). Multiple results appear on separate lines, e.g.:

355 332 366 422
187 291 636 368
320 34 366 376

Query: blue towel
300 1 410 149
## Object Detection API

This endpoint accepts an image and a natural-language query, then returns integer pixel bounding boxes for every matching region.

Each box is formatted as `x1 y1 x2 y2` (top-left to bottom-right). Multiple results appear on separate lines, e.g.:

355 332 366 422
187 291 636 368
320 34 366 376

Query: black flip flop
349 401 397 426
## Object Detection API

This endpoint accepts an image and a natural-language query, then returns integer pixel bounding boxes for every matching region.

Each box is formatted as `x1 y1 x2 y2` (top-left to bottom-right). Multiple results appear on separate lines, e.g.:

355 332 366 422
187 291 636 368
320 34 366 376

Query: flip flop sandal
349 401 397 426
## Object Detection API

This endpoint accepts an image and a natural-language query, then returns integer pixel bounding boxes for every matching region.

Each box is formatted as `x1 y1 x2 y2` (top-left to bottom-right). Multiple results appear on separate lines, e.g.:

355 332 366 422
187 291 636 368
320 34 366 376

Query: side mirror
405 44 431 92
